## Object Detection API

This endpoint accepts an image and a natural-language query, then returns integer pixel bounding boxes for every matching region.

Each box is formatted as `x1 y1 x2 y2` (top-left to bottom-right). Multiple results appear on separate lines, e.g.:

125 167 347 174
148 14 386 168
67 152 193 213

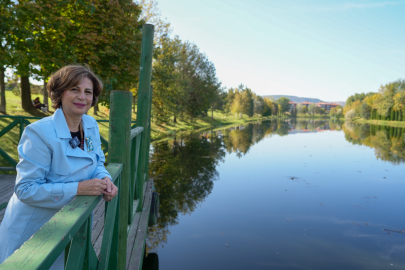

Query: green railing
0 23 155 270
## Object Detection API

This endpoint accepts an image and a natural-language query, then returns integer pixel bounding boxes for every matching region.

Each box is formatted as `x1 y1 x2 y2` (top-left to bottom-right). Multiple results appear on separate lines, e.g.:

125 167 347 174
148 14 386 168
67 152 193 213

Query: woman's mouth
74 103 86 108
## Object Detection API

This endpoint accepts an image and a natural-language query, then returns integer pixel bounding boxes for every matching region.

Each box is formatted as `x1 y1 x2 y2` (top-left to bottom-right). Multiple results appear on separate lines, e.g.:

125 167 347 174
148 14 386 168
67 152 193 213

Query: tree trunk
93 102 99 115
20 76 35 111
43 81 48 107
173 115 177 123
211 106 213 119
0 67 6 114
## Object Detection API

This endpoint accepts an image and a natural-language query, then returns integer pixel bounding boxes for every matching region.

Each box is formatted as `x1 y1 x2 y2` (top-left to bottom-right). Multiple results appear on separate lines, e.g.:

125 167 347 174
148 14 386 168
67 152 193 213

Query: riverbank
0 91 277 158
352 117 405 128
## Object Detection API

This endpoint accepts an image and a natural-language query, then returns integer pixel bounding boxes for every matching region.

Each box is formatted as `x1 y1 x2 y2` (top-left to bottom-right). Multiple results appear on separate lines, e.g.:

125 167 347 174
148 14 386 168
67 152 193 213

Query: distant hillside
262 95 323 103
262 95 345 106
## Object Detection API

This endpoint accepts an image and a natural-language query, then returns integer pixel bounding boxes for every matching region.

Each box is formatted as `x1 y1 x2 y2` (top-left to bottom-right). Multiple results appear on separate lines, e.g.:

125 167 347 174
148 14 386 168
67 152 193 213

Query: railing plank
130 127 143 140
0 119 19 139
127 179 153 270
98 176 120 270
65 220 88 270
129 128 143 223
0 195 100 270
0 147 17 167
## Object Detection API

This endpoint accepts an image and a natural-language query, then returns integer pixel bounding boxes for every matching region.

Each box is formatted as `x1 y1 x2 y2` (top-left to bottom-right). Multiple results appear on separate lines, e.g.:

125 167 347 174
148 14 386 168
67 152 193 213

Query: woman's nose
78 91 85 99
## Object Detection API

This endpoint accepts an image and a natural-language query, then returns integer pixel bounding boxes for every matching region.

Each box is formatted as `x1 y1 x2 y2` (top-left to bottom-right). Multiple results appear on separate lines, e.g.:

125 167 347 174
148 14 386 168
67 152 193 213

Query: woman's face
61 77 93 117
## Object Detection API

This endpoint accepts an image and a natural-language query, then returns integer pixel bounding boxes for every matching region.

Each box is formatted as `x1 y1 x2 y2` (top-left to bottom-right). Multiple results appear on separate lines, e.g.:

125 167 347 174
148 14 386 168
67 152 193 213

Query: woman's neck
64 111 82 132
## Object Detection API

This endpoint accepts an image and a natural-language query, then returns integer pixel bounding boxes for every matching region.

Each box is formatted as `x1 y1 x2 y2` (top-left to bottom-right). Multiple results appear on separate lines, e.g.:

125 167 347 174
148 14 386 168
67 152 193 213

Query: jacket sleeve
14 125 78 209
90 122 112 181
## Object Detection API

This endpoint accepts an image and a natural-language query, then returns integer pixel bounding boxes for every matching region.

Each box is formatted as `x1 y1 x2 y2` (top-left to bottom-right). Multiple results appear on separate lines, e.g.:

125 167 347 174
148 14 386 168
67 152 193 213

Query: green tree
277 97 291 115
308 104 316 115
253 95 264 116
359 101 371 119
152 36 183 123
211 87 226 119
177 42 220 119
11 0 142 113
231 90 243 118
224 88 235 115
240 85 254 117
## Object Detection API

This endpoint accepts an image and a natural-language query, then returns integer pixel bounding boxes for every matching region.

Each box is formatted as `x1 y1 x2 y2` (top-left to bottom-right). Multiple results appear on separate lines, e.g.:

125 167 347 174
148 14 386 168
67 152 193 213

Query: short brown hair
47 65 103 109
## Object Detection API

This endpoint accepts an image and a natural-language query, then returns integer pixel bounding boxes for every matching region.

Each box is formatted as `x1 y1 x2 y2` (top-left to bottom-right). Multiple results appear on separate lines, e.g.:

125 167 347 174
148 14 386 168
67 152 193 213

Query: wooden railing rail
0 163 123 270
0 23 155 270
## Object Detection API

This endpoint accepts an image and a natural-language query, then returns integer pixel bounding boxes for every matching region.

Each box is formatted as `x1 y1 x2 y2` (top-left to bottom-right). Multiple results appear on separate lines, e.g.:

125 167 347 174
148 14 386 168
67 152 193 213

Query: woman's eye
86 91 93 95
71 88 78 91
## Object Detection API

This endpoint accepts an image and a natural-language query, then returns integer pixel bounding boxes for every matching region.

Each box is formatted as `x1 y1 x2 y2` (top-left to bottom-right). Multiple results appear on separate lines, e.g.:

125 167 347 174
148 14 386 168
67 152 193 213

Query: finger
99 183 107 190
106 180 112 193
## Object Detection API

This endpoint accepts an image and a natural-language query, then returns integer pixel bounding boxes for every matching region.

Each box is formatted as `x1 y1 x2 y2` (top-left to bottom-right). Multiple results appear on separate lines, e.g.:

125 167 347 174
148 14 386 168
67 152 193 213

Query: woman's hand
77 178 107 196
102 177 118 202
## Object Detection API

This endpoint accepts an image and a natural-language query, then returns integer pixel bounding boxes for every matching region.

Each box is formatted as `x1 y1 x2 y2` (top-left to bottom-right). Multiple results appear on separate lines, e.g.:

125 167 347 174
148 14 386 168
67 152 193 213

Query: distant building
300 101 313 108
289 101 297 111
287 100 339 113
316 102 339 111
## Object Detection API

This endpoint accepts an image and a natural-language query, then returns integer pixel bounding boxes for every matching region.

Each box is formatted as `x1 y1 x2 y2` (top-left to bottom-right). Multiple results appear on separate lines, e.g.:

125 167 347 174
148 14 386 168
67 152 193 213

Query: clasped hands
77 177 118 202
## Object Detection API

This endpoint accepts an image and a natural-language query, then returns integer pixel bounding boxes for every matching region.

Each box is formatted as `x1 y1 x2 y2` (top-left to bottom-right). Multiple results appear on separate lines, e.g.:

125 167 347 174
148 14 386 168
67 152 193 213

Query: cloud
294 1 404 12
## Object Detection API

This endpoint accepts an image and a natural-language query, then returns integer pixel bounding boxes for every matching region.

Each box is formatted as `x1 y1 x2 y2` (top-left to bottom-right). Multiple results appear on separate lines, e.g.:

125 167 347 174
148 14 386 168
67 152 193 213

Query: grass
0 91 277 171
352 117 405 128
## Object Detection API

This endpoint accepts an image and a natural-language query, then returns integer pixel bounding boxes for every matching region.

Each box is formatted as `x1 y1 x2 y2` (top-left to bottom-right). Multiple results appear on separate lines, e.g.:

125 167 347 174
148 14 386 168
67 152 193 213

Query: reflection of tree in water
146 133 225 252
146 119 342 253
343 122 405 164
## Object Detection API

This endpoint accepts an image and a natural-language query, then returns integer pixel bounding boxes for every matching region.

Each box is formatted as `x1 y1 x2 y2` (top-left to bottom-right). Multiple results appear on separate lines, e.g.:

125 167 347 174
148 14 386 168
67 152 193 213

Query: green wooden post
144 86 153 182
135 24 154 211
108 90 132 270
19 118 24 140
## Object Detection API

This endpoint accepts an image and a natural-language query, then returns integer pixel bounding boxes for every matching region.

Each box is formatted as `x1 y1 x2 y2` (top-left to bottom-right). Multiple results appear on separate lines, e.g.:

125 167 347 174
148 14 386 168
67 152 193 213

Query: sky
157 0 405 101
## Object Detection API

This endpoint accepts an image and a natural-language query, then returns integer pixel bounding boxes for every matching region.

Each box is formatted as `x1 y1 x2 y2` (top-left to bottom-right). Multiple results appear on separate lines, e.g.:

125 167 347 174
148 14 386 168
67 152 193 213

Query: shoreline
150 115 277 141
352 118 405 128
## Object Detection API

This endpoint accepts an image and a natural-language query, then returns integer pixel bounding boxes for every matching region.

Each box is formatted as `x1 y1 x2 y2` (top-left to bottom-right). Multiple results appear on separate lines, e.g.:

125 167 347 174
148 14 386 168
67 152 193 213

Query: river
145 119 405 270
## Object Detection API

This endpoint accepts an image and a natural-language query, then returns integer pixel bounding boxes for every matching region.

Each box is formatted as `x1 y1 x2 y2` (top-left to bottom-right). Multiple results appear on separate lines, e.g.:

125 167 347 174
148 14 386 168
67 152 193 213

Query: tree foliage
277 97 291 114
2 0 143 111
343 80 405 121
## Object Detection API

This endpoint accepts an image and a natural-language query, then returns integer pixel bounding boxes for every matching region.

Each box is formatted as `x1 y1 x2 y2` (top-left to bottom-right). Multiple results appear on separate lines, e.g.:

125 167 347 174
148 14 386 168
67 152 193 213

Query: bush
345 109 356 120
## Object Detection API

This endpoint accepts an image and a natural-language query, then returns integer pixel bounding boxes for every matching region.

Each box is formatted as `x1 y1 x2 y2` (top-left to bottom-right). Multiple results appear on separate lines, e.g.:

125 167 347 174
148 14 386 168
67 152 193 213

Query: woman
0 65 118 268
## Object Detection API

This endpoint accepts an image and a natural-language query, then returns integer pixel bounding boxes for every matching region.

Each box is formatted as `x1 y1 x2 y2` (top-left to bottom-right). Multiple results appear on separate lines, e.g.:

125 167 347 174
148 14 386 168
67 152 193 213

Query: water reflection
146 119 405 269
343 122 405 164
147 133 225 252
146 119 342 253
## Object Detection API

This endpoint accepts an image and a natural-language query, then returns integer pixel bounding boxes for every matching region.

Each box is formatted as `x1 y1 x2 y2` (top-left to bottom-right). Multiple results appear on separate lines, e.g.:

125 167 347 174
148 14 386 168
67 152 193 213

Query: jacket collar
52 108 71 139
52 108 96 139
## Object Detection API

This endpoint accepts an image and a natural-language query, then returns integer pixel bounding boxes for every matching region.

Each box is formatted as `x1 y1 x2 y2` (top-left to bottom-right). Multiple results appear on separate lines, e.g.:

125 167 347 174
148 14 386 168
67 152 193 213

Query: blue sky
157 0 405 101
